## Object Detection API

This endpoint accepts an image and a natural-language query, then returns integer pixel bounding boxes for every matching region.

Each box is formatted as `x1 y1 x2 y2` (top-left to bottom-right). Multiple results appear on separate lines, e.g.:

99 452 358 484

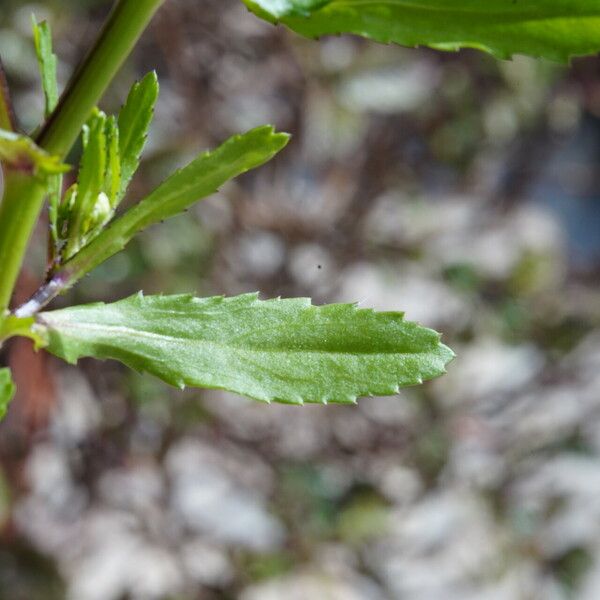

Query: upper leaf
0 129 69 177
117 71 158 202
38 293 454 404
0 368 15 420
56 125 289 289
242 0 600 62
32 16 59 117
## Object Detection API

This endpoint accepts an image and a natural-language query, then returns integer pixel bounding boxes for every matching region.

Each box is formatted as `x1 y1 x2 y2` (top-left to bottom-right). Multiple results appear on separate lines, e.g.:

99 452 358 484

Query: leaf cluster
0 11 454 413
15 0 600 414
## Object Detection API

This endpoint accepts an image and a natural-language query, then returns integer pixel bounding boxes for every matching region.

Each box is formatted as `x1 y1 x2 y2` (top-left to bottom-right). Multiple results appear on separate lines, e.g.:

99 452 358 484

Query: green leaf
0 315 46 347
47 173 63 259
38 293 454 404
104 115 121 207
56 183 77 241
56 114 120 262
0 369 15 420
56 125 289 288
31 17 62 257
64 110 107 259
0 129 69 178
32 16 59 117
242 0 600 62
117 71 158 202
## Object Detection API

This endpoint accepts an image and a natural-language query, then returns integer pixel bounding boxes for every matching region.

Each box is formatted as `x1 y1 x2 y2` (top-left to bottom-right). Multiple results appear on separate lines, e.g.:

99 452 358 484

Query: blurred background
1 1 600 598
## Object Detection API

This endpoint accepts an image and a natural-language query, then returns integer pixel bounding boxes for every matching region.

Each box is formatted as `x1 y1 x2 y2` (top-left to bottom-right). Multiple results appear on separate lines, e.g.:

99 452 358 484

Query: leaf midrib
41 318 437 357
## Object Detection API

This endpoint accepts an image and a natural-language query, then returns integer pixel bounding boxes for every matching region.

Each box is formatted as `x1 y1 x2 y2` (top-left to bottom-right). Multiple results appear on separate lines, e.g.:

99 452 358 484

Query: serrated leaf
32 16 59 117
117 71 158 202
242 0 600 62
0 369 15 420
64 110 107 259
38 293 454 404
0 129 69 178
55 125 289 289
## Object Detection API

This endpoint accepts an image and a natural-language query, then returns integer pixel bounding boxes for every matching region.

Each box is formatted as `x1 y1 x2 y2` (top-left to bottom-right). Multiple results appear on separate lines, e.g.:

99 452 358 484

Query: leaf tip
141 69 160 95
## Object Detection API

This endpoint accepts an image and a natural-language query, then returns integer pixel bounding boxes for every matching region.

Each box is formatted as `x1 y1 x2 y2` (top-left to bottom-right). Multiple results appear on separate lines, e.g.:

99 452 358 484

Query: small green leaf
0 315 46 348
32 16 59 117
55 114 120 263
38 293 454 404
56 183 77 242
117 71 158 202
104 115 121 207
0 369 15 420
64 110 107 259
32 16 62 253
56 125 289 288
0 129 69 178
47 173 63 259
242 0 600 62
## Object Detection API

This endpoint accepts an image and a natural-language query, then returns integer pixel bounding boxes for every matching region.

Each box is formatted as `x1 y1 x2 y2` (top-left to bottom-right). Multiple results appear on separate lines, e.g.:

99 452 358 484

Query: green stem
0 0 165 316
0 172 46 313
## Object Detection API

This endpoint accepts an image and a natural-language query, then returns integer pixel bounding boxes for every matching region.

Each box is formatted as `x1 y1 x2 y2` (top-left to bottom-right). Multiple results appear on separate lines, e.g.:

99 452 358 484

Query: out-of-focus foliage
243 0 600 62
